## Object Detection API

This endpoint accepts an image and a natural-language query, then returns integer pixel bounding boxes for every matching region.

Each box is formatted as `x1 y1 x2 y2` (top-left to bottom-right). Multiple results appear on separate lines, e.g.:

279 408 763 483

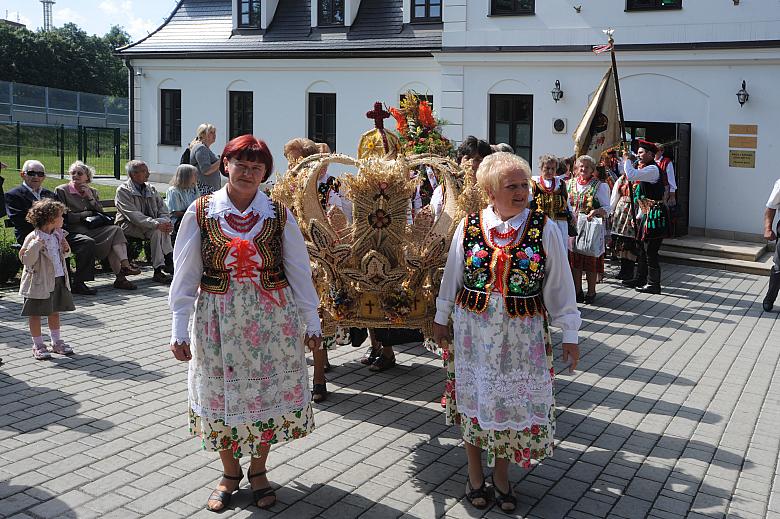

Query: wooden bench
3 199 117 228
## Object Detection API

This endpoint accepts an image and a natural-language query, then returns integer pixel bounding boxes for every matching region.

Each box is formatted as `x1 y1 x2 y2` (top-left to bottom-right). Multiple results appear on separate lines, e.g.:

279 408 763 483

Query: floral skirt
190 406 314 459
443 304 556 468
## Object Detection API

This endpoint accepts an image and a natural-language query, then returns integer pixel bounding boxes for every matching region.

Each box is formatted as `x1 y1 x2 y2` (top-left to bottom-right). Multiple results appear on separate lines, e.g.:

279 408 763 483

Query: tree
0 23 132 97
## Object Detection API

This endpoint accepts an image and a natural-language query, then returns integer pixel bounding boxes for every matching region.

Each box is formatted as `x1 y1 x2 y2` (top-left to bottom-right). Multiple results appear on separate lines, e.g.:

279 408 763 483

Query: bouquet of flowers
389 91 453 157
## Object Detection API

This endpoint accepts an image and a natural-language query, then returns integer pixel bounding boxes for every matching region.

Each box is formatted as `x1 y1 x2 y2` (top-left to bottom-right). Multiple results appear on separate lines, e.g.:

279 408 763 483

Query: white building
119 0 780 240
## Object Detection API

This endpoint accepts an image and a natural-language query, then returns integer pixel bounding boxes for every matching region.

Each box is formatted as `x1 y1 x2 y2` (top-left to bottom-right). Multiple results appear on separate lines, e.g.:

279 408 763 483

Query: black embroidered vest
195 195 289 294
532 178 569 221
455 209 547 318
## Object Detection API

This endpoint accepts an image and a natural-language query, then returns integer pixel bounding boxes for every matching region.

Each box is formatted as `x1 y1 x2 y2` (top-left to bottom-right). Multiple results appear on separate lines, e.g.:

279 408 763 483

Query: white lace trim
189 393 311 427
206 187 277 221
455 407 553 432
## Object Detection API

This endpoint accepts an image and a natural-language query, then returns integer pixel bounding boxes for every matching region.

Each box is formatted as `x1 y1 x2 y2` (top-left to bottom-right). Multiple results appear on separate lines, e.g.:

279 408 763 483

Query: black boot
763 270 780 311
163 252 174 275
616 258 635 280
638 264 662 294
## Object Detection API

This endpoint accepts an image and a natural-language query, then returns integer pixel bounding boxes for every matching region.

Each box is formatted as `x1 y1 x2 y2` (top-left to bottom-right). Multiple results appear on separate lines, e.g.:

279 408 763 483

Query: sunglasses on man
25 170 46 177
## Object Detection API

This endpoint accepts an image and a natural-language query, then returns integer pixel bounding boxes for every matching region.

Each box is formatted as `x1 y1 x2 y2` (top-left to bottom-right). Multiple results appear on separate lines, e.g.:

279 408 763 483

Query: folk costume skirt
444 294 556 468
188 281 314 459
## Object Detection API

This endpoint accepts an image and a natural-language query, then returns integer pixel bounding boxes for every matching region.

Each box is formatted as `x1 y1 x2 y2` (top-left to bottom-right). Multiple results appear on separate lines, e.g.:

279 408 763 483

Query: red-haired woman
169 135 322 512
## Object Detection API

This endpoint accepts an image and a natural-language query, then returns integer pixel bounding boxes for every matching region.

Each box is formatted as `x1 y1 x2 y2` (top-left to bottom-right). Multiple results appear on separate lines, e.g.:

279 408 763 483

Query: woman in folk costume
531 154 570 249
433 152 581 512
169 135 322 512
567 155 611 304
610 169 639 282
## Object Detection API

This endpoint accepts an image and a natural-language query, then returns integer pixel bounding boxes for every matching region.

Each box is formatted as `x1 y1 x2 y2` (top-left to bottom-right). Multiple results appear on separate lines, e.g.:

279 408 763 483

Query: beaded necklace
224 212 260 233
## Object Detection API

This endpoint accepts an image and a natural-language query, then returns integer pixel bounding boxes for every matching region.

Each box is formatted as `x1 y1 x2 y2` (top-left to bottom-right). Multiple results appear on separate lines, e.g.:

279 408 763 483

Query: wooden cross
365 299 375 314
366 102 390 130
412 296 421 312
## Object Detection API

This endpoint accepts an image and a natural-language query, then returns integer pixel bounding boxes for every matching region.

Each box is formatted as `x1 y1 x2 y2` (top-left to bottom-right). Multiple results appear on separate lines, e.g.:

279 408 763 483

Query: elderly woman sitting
55 161 140 290
166 164 200 240
434 152 581 512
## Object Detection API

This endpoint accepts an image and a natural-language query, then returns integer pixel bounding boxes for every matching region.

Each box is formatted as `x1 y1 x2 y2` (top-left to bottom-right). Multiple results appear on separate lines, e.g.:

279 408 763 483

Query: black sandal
205 471 243 512
492 475 517 512
368 353 396 372
248 470 276 509
465 477 492 509
312 381 328 403
360 346 380 365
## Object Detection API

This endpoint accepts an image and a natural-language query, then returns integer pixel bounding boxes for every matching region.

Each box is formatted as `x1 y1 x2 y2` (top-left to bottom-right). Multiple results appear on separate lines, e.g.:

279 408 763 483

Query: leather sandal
492 475 517 512
206 471 243 512
368 353 396 372
113 276 137 291
312 381 328 403
248 470 276 510
465 476 492 509
120 265 142 276
360 346 380 365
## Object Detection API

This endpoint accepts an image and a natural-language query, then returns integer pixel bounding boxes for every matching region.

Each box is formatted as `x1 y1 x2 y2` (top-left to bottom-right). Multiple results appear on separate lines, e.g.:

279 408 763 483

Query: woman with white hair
55 161 140 290
566 155 610 304
434 152 581 512
189 123 221 194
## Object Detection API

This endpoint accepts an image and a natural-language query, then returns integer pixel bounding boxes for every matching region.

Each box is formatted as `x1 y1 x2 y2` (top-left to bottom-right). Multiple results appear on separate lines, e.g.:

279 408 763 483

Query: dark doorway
625 121 691 237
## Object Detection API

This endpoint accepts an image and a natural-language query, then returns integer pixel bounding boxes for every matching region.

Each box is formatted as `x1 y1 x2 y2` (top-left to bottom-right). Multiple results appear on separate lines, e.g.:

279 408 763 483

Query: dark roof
118 0 441 58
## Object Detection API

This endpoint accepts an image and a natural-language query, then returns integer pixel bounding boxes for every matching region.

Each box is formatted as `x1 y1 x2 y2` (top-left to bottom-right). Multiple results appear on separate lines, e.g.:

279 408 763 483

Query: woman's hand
433 322 451 347
305 334 322 352
170 341 192 361
586 209 603 221
562 343 579 373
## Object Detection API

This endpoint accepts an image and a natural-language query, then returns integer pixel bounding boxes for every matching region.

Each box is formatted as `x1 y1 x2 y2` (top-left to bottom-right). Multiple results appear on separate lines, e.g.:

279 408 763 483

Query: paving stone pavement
1 262 779 519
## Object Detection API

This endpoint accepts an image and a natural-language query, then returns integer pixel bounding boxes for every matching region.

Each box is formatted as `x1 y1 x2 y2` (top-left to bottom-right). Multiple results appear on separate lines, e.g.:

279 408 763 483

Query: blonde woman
166 164 200 235
189 123 221 194
55 161 140 291
434 152 580 511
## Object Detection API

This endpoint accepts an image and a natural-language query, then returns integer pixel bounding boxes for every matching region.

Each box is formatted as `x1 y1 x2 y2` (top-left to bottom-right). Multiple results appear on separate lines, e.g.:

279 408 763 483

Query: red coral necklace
224 212 260 233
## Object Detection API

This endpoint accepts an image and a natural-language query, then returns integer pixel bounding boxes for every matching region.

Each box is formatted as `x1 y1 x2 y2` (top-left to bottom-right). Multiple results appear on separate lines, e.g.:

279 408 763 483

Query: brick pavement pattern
0 263 778 518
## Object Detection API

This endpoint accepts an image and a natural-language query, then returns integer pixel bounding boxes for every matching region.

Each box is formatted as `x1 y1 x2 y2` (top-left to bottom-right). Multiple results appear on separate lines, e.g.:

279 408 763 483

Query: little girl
19 199 76 360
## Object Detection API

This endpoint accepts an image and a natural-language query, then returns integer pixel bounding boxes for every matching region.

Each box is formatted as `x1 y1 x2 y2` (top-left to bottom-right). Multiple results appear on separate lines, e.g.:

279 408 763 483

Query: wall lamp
551 80 564 103
736 80 749 107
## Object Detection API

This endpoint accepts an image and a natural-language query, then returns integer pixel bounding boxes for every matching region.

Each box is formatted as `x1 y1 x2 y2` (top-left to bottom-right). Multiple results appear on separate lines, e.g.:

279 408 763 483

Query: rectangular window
399 94 434 108
160 89 181 146
238 0 261 27
626 0 681 10
308 93 336 152
489 94 533 164
319 0 345 26
229 91 253 140
412 0 441 22
491 0 534 15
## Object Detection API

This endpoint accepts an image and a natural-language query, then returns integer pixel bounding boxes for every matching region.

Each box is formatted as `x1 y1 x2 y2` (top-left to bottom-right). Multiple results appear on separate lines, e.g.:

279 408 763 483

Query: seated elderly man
115 160 174 284
4 159 97 295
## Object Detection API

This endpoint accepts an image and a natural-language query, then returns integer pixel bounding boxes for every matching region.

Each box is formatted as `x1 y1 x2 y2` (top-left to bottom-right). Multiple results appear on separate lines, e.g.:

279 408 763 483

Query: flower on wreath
368 209 392 229
391 91 453 157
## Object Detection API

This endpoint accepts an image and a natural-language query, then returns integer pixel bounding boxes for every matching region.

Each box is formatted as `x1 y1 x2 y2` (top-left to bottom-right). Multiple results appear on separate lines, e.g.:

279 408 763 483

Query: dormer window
319 0 345 26
238 0 261 28
412 0 441 22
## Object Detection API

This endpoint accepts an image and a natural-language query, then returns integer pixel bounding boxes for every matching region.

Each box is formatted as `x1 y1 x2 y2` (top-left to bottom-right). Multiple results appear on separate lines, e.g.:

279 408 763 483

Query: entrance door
625 121 691 237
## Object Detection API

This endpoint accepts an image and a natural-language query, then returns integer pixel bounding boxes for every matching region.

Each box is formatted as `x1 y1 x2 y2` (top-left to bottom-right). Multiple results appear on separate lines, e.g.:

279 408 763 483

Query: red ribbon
226 238 286 307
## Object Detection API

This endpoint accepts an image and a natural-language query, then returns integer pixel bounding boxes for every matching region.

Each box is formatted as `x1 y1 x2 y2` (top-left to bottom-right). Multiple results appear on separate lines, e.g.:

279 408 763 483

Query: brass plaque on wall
729 150 756 168
729 124 758 135
728 136 758 149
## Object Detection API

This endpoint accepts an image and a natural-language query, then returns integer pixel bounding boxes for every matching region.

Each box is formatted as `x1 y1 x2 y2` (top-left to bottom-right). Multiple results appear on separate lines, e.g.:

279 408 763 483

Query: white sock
32 335 45 347
50 329 61 342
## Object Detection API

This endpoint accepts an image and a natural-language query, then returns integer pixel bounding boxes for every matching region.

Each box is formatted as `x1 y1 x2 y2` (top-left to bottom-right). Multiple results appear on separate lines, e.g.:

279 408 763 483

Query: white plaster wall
448 49 780 236
130 57 440 181
443 0 780 48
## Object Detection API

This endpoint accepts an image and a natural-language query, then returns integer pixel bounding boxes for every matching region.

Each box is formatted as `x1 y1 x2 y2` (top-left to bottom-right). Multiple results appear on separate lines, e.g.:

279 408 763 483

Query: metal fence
0 81 128 129
0 121 128 179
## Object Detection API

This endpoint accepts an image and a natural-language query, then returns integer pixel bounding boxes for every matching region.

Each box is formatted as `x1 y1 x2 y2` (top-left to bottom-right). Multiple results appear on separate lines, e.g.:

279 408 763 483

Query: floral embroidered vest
195 195 289 294
455 209 547 318
532 178 568 221
567 178 602 215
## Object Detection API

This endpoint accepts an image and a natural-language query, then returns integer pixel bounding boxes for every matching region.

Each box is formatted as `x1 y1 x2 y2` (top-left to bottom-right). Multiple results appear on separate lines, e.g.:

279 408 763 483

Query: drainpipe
124 59 135 160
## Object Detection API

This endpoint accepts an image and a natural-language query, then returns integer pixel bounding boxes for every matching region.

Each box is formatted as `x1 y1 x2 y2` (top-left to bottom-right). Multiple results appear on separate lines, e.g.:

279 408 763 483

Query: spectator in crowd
166 164 200 239
5 160 97 295
430 136 493 218
491 142 515 154
762 178 780 311
0 160 7 217
283 137 319 168
115 160 174 284
189 124 221 195
55 161 140 291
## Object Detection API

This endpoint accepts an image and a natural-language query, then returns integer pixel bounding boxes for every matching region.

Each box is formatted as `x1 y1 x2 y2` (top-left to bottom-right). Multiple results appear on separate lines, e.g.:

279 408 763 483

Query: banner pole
609 35 627 147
